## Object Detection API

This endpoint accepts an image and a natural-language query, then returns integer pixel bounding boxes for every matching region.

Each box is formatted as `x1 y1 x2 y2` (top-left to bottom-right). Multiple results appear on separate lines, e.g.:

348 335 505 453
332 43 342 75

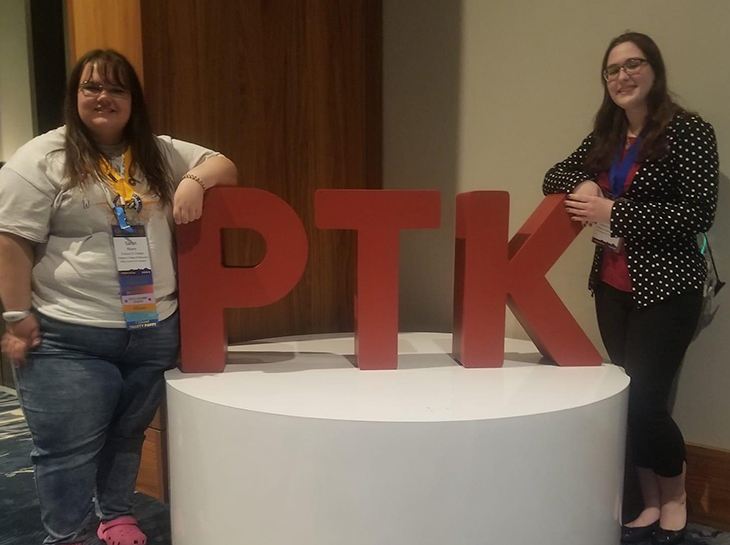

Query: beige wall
384 0 730 448
0 0 35 162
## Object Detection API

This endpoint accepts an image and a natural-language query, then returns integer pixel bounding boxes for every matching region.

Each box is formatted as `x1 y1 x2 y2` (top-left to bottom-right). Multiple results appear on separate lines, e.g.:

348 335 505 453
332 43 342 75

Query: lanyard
100 148 158 329
608 135 642 199
100 148 135 201
100 148 134 232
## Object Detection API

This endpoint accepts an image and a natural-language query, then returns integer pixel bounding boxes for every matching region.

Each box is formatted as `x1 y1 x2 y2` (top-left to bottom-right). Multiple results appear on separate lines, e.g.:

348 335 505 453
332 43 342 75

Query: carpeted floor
0 389 171 545
1 388 729 545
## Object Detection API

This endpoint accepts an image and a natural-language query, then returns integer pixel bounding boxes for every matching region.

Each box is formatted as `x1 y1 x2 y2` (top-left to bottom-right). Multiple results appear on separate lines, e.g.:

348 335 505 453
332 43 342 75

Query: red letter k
453 192 602 367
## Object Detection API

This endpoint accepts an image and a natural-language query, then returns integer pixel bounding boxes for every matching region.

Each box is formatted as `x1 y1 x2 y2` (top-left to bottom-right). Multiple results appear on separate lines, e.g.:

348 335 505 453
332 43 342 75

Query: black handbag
695 234 724 335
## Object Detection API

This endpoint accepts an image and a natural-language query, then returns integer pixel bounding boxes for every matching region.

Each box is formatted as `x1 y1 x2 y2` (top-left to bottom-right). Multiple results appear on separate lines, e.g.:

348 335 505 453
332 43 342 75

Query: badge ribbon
102 149 159 330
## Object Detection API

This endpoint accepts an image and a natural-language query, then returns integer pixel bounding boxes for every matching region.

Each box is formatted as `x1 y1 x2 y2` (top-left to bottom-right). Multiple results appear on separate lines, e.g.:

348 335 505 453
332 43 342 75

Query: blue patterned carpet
1 388 729 545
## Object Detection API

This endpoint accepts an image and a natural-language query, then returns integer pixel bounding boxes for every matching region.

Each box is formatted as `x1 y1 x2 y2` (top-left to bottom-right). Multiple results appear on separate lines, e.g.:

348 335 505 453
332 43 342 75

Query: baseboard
686 442 730 530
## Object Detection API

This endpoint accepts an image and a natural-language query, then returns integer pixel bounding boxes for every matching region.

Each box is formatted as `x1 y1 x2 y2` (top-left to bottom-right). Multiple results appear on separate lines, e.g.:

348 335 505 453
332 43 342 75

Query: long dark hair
585 32 685 173
62 49 172 204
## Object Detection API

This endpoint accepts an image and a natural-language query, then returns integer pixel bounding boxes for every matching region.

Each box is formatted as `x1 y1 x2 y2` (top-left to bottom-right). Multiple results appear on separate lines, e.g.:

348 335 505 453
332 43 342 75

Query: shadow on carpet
1 388 729 545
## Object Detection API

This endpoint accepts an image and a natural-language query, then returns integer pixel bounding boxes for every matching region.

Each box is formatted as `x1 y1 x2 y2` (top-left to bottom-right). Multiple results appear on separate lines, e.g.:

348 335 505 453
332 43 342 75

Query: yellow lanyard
99 148 135 203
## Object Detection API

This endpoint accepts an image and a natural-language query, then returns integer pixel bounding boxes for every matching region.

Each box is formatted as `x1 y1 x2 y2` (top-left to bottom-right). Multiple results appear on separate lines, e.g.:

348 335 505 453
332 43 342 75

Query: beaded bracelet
182 173 206 191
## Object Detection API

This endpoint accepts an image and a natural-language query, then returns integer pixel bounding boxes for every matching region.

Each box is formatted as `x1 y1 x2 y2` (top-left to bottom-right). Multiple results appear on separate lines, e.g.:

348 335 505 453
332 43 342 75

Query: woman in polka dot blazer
543 32 719 545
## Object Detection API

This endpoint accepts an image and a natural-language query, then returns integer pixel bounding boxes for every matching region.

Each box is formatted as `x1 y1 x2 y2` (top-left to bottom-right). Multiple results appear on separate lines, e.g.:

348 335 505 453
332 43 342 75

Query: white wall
384 0 730 449
0 0 35 162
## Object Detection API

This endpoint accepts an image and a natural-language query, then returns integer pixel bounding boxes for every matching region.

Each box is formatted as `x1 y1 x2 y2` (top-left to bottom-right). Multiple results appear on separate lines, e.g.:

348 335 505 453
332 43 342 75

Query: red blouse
596 137 641 292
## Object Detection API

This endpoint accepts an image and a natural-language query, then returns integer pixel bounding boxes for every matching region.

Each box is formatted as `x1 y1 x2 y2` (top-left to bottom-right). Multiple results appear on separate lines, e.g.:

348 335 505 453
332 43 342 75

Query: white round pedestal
165 333 629 545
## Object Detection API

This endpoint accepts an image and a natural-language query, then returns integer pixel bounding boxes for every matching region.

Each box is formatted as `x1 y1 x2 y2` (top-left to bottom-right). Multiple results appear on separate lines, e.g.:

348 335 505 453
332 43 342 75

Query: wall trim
686 442 730 530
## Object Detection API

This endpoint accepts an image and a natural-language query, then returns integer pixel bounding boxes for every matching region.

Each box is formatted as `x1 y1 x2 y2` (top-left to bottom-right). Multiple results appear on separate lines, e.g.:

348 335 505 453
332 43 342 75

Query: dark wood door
141 0 382 344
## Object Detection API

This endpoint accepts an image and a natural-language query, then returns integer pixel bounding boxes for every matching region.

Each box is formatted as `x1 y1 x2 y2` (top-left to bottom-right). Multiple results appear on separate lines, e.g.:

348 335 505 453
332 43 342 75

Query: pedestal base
166 333 629 545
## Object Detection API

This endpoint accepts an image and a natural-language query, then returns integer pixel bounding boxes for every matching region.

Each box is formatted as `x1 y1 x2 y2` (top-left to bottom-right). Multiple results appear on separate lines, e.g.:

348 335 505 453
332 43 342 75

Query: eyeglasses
603 58 648 82
78 81 130 99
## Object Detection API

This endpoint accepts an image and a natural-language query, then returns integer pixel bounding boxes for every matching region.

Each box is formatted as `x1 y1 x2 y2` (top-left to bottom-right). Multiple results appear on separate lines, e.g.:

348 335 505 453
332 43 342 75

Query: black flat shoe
621 520 660 543
651 525 687 545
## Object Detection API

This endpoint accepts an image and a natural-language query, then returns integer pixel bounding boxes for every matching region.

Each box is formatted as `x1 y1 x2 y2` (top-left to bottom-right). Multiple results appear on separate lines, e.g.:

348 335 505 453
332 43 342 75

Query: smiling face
76 62 132 145
605 41 655 115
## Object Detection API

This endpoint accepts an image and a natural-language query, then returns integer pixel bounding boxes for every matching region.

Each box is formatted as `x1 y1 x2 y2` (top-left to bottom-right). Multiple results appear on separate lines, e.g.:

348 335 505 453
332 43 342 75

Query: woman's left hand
564 194 615 224
173 178 205 225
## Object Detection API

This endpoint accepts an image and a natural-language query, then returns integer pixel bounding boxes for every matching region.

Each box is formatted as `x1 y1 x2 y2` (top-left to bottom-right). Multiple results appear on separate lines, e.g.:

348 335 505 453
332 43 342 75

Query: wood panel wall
64 0 382 501
66 0 144 80
140 0 382 343
687 443 730 530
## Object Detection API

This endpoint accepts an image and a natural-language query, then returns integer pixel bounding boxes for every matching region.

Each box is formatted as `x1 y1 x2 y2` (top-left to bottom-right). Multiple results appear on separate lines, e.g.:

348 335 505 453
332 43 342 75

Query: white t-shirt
0 126 220 327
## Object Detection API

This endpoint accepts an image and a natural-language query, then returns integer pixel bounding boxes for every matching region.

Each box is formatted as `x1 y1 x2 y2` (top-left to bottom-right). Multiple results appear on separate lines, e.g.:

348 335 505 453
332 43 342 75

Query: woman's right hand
569 181 602 226
1 314 41 367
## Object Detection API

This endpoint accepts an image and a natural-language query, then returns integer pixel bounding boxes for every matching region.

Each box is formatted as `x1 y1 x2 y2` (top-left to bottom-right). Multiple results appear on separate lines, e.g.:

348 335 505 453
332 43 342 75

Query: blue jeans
14 311 179 545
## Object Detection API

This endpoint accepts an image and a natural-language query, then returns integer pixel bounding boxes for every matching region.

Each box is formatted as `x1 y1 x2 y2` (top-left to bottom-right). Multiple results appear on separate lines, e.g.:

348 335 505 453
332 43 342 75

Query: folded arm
173 155 238 224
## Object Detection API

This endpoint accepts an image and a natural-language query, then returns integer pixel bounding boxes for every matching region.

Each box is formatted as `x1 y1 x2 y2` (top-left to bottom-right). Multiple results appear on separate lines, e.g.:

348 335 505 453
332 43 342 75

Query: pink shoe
97 516 147 545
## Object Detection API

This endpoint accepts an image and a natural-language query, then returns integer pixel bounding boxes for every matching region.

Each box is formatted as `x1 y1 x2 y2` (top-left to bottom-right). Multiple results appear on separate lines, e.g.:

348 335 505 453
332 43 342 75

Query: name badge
591 222 623 253
112 224 159 330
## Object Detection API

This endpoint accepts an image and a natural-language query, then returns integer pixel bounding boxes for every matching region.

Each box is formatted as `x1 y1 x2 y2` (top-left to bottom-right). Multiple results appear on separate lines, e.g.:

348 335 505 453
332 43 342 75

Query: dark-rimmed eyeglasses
603 58 648 82
78 81 130 99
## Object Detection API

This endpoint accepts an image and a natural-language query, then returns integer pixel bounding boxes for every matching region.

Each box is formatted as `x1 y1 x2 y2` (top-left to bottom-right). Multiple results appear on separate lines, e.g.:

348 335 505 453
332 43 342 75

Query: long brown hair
585 32 685 173
62 49 172 204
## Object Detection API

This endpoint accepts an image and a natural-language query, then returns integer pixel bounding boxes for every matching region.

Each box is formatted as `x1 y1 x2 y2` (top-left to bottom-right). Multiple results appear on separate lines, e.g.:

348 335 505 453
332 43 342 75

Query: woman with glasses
0 50 237 545
543 32 718 545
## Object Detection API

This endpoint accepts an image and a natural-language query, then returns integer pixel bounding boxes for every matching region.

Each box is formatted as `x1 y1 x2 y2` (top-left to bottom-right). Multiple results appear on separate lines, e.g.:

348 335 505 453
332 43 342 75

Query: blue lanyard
608 136 642 199
101 184 134 233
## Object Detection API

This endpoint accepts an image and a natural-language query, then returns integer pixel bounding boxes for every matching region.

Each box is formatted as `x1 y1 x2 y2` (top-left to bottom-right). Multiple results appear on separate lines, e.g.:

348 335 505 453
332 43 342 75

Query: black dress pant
594 281 702 477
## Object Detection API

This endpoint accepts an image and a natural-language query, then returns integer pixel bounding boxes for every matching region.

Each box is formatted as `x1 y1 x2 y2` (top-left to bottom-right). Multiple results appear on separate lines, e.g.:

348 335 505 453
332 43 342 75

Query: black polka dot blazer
543 113 719 307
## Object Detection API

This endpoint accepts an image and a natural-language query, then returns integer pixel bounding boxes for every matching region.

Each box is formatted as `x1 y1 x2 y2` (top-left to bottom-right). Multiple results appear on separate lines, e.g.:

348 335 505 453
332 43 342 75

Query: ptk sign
176 189 602 372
